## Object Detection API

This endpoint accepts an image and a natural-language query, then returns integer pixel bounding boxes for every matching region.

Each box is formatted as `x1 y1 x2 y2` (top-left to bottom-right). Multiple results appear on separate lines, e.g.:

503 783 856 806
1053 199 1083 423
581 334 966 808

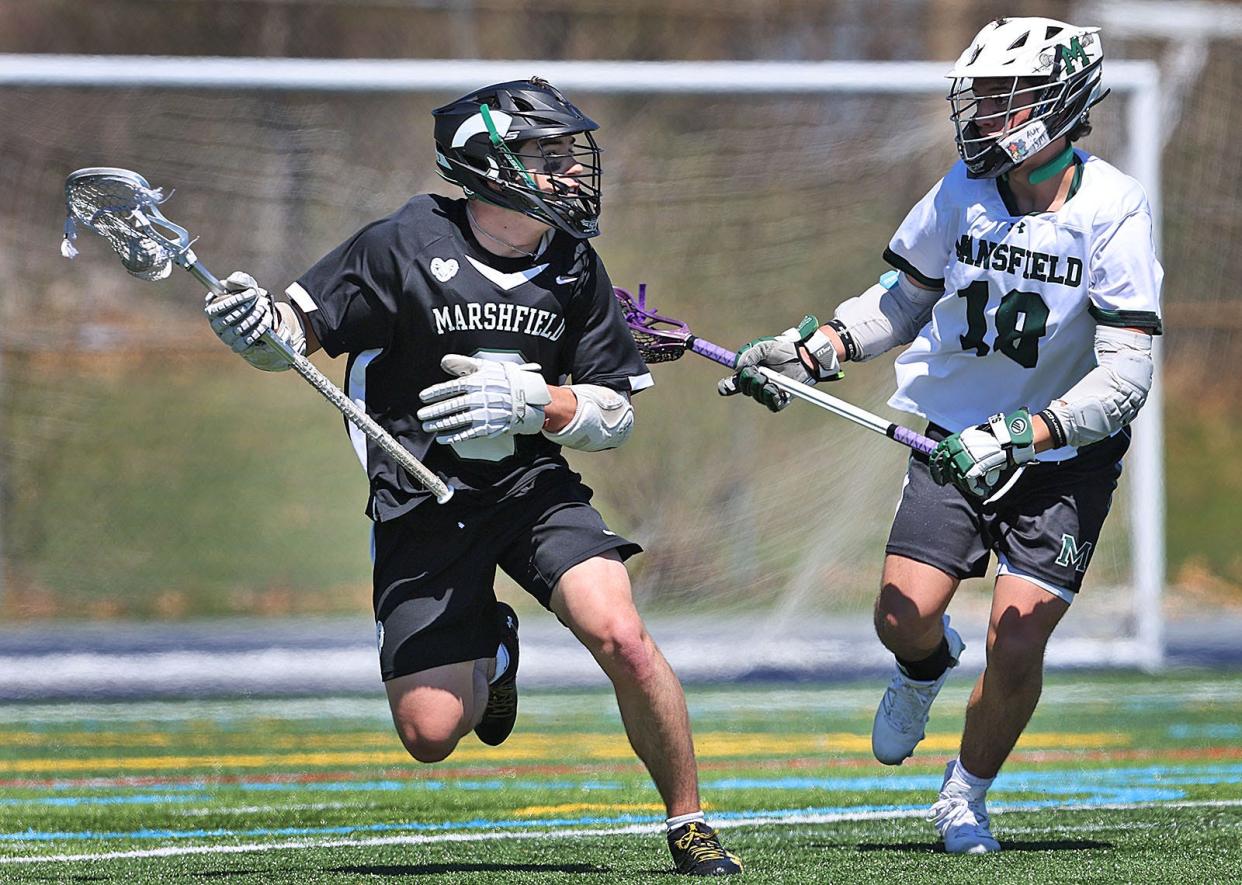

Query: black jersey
287 194 652 521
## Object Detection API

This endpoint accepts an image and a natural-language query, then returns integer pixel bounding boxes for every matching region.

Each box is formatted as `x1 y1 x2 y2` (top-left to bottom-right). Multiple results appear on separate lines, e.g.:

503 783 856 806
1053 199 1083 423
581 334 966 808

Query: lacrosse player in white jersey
722 18 1162 853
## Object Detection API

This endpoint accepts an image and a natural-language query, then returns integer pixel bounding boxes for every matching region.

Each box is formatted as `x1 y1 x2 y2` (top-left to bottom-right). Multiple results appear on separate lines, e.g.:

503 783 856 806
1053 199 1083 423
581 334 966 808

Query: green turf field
2 672 1241 882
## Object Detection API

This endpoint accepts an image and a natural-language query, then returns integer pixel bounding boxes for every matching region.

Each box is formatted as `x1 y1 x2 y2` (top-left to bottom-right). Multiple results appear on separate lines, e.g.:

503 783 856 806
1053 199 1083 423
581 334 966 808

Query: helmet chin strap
480 103 539 190
1023 143 1075 185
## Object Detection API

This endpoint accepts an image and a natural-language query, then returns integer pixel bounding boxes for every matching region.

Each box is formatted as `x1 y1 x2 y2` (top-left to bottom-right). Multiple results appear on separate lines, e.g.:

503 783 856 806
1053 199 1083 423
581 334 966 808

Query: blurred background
0 0 1238 694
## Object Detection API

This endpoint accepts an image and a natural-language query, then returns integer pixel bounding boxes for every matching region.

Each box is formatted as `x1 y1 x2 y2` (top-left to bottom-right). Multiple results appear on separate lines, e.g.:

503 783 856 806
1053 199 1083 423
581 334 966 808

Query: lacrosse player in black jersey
204 78 741 876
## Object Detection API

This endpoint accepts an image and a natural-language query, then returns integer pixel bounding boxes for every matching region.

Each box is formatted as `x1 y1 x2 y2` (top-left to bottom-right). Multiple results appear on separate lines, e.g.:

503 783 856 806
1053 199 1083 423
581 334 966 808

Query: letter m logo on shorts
1056 533 1094 572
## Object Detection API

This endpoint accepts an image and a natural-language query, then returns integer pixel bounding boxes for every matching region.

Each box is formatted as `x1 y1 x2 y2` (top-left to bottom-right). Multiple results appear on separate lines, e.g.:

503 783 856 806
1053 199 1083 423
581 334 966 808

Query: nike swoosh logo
556 275 578 285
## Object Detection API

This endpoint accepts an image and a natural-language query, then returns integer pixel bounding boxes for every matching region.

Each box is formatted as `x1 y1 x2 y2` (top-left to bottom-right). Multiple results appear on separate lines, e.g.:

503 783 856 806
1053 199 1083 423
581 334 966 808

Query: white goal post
0 55 1164 672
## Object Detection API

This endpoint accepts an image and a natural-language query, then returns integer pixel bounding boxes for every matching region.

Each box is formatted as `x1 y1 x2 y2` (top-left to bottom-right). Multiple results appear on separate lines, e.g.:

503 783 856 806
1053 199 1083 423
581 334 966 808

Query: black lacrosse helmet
433 78 602 238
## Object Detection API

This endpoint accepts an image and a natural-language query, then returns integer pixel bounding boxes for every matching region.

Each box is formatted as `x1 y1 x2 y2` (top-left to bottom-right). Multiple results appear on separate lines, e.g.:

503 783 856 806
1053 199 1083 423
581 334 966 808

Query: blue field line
39 763 1242 797
1168 723 1242 739
0 813 665 843
706 764 1242 797
0 795 208 808
9 764 1239 825
237 779 622 794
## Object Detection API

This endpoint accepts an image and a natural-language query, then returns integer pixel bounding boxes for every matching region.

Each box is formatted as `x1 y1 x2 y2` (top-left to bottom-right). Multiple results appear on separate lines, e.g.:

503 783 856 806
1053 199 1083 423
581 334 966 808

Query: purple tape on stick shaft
889 424 936 455
687 337 738 369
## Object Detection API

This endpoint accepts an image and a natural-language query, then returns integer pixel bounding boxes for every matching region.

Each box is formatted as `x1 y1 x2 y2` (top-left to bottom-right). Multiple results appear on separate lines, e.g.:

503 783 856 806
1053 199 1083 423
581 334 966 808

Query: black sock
897 636 953 682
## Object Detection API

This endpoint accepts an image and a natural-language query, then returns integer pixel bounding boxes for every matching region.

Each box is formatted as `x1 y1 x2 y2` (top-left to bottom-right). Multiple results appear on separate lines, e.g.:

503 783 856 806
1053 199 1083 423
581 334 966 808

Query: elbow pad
832 271 940 361
1043 327 1153 448
542 384 634 452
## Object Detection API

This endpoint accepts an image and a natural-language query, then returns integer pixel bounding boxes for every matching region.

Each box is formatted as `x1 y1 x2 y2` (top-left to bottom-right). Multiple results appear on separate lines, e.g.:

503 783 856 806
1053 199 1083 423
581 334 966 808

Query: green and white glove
929 409 1037 498
717 315 843 413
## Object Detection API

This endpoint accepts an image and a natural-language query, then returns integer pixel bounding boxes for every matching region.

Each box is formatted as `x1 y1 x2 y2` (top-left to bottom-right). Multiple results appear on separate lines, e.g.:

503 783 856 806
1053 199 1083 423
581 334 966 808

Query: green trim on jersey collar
997 151 1085 216
1027 144 1076 185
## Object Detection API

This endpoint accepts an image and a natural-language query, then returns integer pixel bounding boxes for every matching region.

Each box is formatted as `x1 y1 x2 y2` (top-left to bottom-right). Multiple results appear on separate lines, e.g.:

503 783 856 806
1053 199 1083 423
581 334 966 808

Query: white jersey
885 149 1163 461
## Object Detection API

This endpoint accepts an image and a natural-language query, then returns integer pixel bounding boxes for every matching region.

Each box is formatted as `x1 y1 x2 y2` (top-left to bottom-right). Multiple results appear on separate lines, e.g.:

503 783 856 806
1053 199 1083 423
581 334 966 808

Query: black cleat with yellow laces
473 602 519 747
667 821 744 876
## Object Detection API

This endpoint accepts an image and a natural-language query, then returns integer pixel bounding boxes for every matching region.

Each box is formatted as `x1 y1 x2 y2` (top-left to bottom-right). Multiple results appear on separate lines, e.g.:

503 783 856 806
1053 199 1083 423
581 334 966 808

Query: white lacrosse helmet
947 17 1107 178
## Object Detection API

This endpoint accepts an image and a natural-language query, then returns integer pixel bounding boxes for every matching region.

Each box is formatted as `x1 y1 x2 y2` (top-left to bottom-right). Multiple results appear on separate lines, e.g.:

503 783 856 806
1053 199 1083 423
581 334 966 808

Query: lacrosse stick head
613 283 696 363
61 167 193 281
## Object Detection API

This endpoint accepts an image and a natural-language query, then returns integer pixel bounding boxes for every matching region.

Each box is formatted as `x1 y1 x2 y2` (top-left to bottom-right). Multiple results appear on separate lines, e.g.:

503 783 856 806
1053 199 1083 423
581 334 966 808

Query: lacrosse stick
61 167 453 503
616 283 938 454
615 283 1028 503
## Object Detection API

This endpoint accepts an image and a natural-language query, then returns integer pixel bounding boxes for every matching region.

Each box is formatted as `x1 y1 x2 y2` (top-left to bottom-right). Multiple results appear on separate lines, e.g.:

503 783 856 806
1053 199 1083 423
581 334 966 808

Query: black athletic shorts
885 424 1128 600
370 470 641 680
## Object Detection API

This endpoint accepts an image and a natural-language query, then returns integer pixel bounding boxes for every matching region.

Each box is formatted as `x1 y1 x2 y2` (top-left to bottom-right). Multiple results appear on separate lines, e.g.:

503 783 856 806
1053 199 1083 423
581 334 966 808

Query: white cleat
930 763 1001 854
871 616 965 765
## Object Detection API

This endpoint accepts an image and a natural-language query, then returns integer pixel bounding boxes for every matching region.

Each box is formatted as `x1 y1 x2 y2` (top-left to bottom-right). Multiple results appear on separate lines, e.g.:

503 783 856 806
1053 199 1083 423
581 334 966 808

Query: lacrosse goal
0 56 1163 675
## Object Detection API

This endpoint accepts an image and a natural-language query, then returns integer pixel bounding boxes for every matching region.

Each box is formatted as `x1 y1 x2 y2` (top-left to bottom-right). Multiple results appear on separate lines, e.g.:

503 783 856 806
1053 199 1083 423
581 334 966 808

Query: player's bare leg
551 552 699 815
551 552 742 874
871 555 965 765
931 574 1070 854
873 555 958 659
959 574 1070 777
385 659 490 763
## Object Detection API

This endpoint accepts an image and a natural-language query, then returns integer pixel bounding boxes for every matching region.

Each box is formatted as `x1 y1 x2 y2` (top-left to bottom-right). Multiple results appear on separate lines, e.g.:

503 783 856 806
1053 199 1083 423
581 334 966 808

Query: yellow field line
0 731 1129 774
513 802 668 817
0 732 396 749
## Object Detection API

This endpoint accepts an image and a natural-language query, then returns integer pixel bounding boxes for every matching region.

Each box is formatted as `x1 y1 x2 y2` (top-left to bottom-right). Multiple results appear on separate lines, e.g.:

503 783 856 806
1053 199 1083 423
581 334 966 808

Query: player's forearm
541 384 635 452
543 385 578 433
1039 327 1154 450
797 324 848 369
829 271 941 362
288 301 322 357
1031 413 1056 453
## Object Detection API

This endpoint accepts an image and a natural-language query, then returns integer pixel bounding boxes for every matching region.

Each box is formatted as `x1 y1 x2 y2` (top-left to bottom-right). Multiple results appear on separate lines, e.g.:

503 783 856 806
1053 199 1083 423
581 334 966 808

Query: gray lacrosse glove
717 315 843 412
417 355 552 444
204 271 305 372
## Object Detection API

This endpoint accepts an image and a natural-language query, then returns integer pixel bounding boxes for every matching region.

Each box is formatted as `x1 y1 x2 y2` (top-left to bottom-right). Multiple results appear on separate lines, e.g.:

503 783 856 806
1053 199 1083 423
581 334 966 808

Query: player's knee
401 735 460 764
873 585 938 644
589 617 654 681
987 627 1048 681
394 721 462 764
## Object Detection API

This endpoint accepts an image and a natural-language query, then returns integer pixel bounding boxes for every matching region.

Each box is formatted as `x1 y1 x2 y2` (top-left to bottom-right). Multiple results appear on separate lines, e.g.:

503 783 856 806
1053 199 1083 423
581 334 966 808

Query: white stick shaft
756 367 893 435
271 336 454 504
190 258 453 504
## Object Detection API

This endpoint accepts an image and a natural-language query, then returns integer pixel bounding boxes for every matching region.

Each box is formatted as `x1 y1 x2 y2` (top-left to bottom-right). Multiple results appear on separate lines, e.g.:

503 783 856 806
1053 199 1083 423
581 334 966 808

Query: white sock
665 811 706 832
490 643 510 684
946 757 994 800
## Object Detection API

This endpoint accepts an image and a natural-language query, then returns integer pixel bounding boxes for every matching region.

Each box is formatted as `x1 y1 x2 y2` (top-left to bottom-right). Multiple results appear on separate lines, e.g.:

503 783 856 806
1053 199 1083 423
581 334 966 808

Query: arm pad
1043 327 1153 448
831 271 941 361
542 384 635 452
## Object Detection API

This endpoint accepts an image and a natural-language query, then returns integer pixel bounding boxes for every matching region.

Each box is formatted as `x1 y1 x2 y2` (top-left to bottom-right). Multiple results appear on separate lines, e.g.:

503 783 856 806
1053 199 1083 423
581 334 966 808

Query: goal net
0 57 1163 678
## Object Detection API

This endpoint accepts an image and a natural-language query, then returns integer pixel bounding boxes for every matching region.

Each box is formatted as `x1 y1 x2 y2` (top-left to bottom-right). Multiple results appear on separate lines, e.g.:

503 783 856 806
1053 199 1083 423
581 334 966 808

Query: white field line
4 799 1242 866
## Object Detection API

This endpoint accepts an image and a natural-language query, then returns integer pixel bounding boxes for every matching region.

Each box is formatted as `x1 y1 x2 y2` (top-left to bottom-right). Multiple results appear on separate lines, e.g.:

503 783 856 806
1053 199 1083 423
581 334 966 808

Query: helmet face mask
433 78 603 238
946 18 1107 179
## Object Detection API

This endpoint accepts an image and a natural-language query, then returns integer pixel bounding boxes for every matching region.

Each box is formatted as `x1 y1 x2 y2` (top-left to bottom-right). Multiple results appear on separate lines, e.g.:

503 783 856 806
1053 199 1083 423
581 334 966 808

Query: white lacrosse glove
204 271 305 372
417 355 552 444
717 315 843 412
